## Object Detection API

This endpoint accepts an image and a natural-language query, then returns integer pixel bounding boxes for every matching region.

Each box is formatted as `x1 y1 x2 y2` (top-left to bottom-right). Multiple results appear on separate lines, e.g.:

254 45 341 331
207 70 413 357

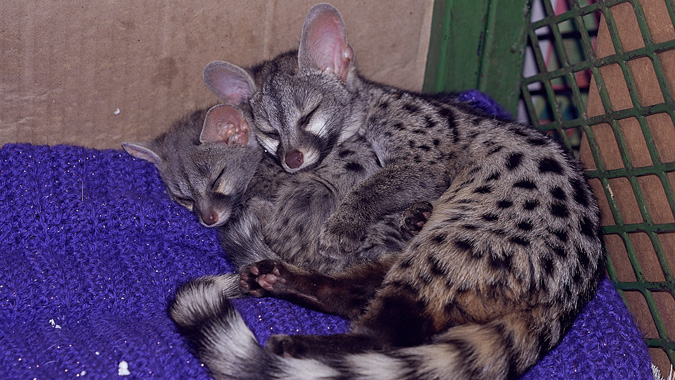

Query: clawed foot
400 201 433 236
239 259 287 297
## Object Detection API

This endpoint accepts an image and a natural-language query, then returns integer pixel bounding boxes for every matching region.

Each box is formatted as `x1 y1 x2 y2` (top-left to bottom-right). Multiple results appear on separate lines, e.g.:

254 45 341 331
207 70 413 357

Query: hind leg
266 282 433 357
240 255 398 319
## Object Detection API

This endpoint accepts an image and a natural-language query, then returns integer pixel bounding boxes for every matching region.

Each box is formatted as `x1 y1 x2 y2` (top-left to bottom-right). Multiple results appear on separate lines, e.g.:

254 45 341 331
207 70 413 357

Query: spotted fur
171 3 605 379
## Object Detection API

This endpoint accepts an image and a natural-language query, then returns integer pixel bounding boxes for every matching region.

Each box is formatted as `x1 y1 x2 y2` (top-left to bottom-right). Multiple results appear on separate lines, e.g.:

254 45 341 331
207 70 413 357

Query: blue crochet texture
0 92 652 379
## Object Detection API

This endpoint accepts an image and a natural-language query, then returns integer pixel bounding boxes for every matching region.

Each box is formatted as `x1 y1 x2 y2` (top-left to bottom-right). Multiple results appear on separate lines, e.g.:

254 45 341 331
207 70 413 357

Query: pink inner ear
201 105 249 146
300 4 352 81
203 62 254 105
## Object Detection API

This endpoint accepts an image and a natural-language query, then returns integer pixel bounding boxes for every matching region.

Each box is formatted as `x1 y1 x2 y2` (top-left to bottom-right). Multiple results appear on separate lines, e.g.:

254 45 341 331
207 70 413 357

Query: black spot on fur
379 101 389 110
517 221 533 231
486 172 501 181
510 126 529 137
550 228 568 242
488 146 504 156
432 233 447 244
399 256 414 269
345 162 364 172
488 254 512 271
394 122 406 131
571 177 590 207
418 272 433 284
438 107 456 123
542 255 555 276
547 242 567 258
524 199 540 210
412 129 426 135
579 217 597 238
482 213 499 222
550 186 566 200
527 137 548 146
506 152 524 171
462 224 479 230
576 244 591 268
454 239 472 252
474 185 492 194
469 166 481 174
408 140 416 148
445 215 463 223
550 202 569 218
539 157 564 175
338 149 355 158
514 179 538 190
424 115 436 129
419 145 431 152
433 138 440 146
510 236 530 246
404 103 420 114
497 200 513 209
572 266 583 284
459 178 475 187
427 254 446 276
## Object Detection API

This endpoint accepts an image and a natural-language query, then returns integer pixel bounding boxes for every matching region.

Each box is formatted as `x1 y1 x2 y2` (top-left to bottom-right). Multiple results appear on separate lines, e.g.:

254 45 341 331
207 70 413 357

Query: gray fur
174 3 606 380
123 103 410 286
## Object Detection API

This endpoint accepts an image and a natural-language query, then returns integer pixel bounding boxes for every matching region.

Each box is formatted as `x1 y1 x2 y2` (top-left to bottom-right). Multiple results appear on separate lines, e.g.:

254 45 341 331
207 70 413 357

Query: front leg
319 163 449 255
240 256 397 319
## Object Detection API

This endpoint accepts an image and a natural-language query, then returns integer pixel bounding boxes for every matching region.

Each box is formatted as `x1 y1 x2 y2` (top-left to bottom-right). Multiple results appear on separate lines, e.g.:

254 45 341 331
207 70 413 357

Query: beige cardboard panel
0 0 432 149
640 0 675 44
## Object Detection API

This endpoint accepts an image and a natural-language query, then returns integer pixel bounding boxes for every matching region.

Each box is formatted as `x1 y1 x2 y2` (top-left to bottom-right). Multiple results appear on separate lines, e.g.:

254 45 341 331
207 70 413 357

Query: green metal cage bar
424 0 675 371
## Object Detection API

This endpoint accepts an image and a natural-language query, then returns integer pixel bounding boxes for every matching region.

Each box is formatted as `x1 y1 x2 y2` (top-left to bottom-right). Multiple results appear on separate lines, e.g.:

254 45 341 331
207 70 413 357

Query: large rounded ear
203 61 256 105
201 104 252 147
298 3 353 82
121 141 162 167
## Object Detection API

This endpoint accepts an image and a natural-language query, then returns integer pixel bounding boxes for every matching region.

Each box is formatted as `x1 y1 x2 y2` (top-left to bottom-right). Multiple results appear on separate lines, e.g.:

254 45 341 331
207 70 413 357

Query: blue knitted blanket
0 103 652 379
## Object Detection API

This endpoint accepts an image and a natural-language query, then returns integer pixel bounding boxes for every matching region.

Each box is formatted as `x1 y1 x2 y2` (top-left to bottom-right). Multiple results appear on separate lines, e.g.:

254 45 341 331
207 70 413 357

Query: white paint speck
118 360 130 376
49 319 62 329
114 108 121 115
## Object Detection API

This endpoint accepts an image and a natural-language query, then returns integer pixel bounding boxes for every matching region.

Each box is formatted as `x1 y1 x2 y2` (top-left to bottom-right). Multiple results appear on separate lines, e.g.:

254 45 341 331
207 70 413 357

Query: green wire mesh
518 0 675 373
423 0 675 373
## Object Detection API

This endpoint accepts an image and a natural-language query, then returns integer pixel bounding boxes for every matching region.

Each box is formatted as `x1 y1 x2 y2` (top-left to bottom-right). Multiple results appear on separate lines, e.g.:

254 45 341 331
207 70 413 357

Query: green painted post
423 0 532 115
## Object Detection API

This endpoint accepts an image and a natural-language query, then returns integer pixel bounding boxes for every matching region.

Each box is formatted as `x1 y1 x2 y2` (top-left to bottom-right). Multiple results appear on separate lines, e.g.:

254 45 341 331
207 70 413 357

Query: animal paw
239 260 287 297
400 201 433 236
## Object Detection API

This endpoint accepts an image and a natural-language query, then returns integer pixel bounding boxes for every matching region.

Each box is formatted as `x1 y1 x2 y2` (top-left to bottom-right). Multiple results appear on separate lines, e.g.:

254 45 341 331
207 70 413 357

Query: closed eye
299 104 320 129
173 195 194 210
210 167 227 191
261 129 280 142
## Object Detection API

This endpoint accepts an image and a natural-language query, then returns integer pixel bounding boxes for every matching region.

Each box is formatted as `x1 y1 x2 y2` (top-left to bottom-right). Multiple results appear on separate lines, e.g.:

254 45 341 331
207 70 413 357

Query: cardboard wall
0 1 433 149
579 0 675 374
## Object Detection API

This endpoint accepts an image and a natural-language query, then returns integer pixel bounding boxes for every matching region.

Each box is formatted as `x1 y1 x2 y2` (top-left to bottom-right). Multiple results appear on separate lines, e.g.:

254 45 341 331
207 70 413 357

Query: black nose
285 150 304 169
202 211 219 226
